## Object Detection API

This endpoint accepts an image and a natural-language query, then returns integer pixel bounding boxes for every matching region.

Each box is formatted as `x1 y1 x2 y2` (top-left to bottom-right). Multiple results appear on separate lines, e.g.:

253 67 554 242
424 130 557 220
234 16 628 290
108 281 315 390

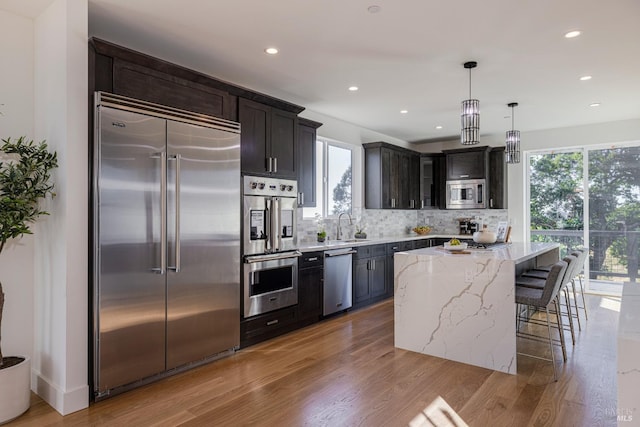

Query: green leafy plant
0 136 58 368
317 229 327 239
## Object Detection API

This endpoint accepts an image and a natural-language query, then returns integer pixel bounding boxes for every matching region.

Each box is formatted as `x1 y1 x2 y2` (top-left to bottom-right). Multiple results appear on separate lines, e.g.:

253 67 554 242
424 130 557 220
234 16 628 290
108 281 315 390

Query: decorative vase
317 235 326 243
473 225 497 244
354 232 367 239
0 356 31 424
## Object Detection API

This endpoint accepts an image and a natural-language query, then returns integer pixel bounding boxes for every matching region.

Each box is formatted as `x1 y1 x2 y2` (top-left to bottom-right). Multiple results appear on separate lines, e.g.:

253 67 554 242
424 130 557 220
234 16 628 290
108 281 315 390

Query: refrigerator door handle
151 151 167 274
169 154 182 272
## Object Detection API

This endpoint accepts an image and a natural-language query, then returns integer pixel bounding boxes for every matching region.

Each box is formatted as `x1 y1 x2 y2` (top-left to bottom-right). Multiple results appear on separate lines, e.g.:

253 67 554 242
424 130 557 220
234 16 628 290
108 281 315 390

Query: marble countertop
619 283 640 340
403 242 560 264
298 233 469 252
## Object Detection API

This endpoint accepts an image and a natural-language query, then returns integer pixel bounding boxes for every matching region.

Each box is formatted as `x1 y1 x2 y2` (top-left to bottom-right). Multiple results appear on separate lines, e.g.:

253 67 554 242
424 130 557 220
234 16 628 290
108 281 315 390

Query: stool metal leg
545 306 558 382
554 297 567 362
570 279 582 330
563 287 576 345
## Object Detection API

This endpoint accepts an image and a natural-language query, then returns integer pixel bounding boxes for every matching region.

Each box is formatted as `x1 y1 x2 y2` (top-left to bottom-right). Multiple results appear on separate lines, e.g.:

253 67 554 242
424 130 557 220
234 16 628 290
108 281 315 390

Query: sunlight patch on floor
409 396 469 427
599 296 621 312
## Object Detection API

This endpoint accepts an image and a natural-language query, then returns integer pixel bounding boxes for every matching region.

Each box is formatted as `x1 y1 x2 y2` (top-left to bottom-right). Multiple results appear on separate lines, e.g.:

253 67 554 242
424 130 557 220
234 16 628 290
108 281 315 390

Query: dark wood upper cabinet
444 146 490 180
364 142 420 209
420 154 445 209
238 97 298 178
489 147 508 209
297 118 322 207
89 37 304 122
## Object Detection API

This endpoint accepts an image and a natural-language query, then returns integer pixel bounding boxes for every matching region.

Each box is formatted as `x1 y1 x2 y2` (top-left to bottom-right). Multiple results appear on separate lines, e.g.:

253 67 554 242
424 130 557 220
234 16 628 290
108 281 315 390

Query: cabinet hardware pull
266 157 272 172
307 257 318 262
460 174 469 178
421 199 425 209
490 198 494 208
299 192 304 205
273 157 278 173
266 319 279 326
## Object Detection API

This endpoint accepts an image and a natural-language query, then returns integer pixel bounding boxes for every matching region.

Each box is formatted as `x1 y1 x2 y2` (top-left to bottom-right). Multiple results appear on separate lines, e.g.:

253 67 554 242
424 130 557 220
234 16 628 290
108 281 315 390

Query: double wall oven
243 176 300 318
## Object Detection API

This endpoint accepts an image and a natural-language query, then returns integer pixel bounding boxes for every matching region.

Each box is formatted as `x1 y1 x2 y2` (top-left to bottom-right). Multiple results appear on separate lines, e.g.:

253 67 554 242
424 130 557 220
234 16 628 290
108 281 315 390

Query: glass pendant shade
461 61 479 145
505 102 521 164
505 129 520 163
461 99 480 145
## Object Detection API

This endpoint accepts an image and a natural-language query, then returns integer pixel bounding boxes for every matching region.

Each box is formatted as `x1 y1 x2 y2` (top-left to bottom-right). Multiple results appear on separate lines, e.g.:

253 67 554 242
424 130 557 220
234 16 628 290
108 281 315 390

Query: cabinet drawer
241 306 297 339
300 251 324 268
386 240 415 254
355 244 386 259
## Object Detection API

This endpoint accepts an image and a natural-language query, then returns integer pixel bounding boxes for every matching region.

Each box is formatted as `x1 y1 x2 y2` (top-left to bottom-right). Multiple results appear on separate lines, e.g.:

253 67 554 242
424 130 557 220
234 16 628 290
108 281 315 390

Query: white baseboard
31 370 89 416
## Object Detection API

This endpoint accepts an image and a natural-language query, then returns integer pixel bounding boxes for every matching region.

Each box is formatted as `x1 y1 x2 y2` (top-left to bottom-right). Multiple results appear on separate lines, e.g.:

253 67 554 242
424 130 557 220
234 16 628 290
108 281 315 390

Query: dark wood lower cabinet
240 306 298 348
297 251 324 326
353 245 387 308
241 239 432 347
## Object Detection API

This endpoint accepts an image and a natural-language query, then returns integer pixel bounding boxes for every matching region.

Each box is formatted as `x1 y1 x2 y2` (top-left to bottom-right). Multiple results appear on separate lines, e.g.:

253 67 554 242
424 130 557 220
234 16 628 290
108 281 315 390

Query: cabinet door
297 122 316 207
239 98 270 174
489 148 507 209
370 255 387 298
298 266 323 321
409 154 420 209
353 258 371 303
399 153 411 208
270 109 298 178
446 150 486 180
112 59 234 120
380 148 393 209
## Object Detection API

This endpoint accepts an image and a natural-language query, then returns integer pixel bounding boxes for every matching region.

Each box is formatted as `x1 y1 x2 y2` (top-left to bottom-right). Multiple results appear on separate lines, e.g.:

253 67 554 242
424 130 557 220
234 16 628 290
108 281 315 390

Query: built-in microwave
446 179 486 209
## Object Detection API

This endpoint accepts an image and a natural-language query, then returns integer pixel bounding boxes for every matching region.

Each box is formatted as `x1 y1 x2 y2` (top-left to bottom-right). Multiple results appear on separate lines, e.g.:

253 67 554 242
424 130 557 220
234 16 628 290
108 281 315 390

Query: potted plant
317 229 327 243
354 224 367 239
0 136 57 423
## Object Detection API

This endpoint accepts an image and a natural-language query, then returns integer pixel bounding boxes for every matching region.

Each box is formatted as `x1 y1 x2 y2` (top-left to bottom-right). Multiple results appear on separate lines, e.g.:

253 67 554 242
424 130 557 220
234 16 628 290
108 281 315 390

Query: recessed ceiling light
400 110 408 114
589 102 601 107
348 86 359 91
564 30 581 38
265 47 279 55
368 5 381 13
580 75 592 81
435 125 443 130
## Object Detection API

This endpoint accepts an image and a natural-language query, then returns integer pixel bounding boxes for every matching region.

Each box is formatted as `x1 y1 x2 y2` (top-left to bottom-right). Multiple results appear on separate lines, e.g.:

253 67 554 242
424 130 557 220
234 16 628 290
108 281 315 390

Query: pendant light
461 61 479 145
505 102 521 164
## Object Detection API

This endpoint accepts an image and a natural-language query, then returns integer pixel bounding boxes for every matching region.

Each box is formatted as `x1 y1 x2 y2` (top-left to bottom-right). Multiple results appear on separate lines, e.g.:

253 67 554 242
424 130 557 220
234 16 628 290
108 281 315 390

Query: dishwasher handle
325 250 357 257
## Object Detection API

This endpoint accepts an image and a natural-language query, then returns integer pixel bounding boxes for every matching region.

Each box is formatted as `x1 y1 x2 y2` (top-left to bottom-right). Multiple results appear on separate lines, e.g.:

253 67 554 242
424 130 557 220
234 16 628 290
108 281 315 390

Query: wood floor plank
10 295 619 427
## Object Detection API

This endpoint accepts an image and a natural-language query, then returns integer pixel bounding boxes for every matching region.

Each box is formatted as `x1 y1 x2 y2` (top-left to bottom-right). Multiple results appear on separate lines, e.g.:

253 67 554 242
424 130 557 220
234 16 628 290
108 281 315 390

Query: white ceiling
5 0 640 143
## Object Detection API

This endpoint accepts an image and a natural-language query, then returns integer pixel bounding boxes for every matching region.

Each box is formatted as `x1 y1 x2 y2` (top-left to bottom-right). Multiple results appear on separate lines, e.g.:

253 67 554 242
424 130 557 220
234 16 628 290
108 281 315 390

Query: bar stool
515 260 568 381
519 255 579 344
570 248 589 321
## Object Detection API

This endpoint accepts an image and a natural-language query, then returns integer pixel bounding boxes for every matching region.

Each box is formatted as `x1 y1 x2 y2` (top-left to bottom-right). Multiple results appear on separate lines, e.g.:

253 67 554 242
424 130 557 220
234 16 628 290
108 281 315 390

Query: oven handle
244 250 302 264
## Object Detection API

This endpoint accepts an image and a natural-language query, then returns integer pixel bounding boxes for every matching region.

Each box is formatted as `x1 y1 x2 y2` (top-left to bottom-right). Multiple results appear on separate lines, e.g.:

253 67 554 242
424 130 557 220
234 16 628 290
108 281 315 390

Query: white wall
0 9 36 365
33 0 89 415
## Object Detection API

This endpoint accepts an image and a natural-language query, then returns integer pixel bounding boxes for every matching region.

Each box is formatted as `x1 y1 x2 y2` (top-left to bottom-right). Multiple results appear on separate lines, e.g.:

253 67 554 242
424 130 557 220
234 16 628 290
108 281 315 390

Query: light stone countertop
403 242 560 264
298 234 472 252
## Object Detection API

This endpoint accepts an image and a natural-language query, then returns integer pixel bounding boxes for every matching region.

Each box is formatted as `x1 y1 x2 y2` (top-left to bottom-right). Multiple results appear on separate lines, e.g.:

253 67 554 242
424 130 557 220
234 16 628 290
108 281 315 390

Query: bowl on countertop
412 226 432 235
443 242 468 251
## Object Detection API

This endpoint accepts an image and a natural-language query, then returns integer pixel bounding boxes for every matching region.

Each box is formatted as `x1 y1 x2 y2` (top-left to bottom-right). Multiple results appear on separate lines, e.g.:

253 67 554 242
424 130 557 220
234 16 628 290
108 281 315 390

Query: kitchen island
394 242 560 374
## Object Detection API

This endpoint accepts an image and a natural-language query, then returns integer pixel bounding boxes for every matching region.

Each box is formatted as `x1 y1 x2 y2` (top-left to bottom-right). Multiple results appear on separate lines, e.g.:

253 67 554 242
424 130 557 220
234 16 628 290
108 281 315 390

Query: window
303 138 352 218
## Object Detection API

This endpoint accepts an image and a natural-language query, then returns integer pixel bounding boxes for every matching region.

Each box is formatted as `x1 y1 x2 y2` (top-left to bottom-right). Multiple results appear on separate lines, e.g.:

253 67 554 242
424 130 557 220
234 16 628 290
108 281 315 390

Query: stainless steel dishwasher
323 247 356 316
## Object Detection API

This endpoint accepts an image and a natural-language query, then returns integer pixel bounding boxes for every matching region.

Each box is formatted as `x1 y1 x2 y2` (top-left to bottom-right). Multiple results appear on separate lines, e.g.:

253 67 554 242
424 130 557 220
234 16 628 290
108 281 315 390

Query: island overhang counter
393 242 560 375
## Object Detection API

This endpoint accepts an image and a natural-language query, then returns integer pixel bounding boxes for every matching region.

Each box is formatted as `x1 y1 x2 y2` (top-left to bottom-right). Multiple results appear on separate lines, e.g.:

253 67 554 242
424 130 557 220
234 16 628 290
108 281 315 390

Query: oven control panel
243 175 297 197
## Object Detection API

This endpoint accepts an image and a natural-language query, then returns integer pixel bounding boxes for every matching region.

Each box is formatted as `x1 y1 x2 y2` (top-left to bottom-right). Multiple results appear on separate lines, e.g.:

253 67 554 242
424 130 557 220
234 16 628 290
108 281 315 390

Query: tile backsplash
297 208 508 244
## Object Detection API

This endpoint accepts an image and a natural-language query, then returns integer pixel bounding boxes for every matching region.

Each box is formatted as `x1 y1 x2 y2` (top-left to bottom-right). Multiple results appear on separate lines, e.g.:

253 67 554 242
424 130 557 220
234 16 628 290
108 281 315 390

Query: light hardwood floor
11 294 619 426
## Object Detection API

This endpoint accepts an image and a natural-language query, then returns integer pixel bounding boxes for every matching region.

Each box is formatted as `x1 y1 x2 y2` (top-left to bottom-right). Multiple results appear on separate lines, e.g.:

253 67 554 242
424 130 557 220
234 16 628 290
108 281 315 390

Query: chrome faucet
336 212 353 240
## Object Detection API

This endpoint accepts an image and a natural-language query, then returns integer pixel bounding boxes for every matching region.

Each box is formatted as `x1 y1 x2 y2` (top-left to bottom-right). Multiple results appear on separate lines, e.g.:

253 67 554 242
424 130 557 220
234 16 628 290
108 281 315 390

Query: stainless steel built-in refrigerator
93 92 241 399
